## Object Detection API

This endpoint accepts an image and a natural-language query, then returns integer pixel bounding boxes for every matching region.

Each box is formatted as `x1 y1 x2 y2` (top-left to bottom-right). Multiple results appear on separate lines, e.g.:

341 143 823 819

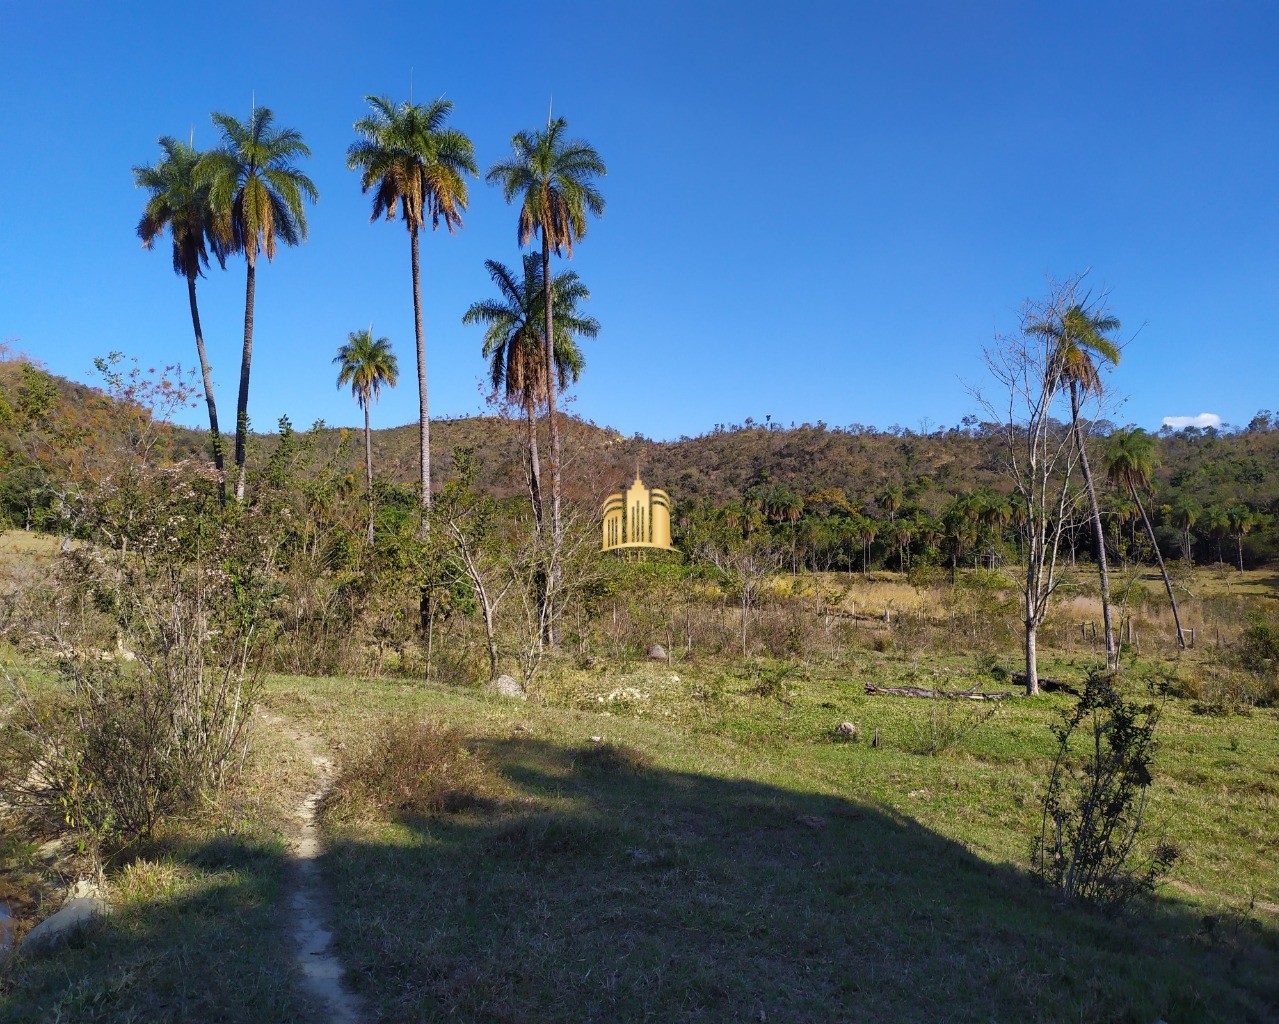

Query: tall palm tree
1103 428 1186 649
134 136 230 498
347 96 476 520
1227 504 1256 572
486 117 606 552
1031 301 1122 670
879 486 903 524
462 254 598 527
334 329 399 544
1203 505 1231 568
1170 496 1200 563
202 106 317 502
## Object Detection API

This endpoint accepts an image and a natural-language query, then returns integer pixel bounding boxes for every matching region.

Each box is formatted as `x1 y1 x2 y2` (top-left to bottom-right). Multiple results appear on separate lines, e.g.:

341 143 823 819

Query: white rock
487 675 527 700
22 898 110 955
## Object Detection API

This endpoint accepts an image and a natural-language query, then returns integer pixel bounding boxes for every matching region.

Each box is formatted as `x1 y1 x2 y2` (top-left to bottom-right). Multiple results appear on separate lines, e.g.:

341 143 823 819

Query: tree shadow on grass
0 831 324 1024
320 735 1279 1024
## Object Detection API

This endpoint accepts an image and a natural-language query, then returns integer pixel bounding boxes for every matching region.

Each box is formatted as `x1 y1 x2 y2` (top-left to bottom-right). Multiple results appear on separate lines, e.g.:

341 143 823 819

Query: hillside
4 355 1277 563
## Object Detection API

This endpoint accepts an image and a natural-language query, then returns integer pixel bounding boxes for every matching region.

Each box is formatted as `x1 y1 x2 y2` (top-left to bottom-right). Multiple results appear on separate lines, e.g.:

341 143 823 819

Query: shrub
901 693 999 756
1234 617 1279 686
743 659 802 700
329 717 502 818
2 653 257 849
1 534 262 850
1032 671 1178 910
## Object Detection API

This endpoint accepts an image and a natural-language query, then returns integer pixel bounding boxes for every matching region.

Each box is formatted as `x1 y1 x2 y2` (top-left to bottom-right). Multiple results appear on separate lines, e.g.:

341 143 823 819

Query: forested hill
3 355 1277 564
366 413 1278 525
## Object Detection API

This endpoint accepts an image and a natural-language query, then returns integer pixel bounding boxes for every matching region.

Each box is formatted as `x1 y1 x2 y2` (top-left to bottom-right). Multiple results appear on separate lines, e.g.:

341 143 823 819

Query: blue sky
2 2 1276 439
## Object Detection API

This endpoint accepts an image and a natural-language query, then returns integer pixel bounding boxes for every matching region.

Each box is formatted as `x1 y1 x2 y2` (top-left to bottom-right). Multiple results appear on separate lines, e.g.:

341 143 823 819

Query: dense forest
3 351 1276 571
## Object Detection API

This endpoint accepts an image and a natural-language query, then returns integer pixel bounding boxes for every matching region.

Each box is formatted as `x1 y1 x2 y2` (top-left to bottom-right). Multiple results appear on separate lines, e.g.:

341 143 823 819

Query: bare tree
977 286 1089 694
703 538 784 659
434 450 517 681
509 497 607 686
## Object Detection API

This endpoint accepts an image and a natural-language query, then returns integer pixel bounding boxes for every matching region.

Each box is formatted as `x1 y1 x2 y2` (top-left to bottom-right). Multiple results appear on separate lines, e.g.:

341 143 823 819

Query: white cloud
1162 412 1222 430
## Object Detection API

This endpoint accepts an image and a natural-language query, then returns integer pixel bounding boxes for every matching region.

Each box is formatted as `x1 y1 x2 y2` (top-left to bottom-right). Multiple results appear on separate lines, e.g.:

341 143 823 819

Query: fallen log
864 684 1015 701
1011 673 1082 696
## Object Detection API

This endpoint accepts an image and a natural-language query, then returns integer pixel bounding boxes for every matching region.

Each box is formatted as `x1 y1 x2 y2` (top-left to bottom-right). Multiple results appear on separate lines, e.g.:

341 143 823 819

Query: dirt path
263 713 366 1024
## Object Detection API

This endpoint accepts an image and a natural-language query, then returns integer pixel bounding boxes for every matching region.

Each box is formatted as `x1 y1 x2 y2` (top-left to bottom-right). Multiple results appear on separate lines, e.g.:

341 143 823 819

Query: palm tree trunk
525 397 543 528
186 274 226 504
1238 534 1245 573
410 225 431 521
1132 488 1186 649
541 232 560 645
234 255 255 503
1072 385 1117 671
364 400 374 545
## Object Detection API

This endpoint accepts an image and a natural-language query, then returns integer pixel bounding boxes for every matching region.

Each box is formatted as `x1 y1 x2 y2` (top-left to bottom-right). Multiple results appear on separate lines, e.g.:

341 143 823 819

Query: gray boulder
488 674 527 700
646 644 667 662
21 897 109 955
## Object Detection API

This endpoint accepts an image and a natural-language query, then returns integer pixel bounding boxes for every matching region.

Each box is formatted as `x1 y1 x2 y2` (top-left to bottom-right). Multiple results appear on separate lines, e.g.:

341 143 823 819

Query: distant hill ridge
5 357 1278 524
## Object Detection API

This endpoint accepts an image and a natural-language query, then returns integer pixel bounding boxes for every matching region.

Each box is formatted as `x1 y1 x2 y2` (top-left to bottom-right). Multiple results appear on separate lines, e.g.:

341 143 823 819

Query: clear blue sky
2 2 1276 439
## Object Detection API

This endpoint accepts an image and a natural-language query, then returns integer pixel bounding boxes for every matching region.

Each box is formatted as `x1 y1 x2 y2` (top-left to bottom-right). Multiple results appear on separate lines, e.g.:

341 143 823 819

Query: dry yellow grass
0 530 63 560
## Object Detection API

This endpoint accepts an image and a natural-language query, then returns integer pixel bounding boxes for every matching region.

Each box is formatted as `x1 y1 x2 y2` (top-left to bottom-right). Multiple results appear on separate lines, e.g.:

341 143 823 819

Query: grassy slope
257 663 1279 1024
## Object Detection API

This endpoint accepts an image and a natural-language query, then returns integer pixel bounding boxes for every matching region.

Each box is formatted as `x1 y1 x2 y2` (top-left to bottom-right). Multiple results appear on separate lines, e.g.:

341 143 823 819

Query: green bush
1033 671 1178 910
1234 616 1279 681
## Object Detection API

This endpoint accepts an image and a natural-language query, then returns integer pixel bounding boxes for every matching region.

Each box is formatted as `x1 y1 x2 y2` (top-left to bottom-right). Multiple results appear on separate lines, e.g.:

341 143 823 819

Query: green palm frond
485 117 606 255
1103 427 1158 495
133 136 229 279
461 253 600 405
201 107 317 264
1031 300 1123 396
347 95 477 234
334 329 399 410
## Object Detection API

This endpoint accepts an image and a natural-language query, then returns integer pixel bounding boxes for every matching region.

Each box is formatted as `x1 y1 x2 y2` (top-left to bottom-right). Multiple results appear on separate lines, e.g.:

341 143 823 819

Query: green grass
241 661 1279 1024
2 569 1277 1020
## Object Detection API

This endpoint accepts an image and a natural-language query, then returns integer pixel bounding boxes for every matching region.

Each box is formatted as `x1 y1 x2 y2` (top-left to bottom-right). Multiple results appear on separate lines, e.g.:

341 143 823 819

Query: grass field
1 536 1277 1022
262 660 1276 1024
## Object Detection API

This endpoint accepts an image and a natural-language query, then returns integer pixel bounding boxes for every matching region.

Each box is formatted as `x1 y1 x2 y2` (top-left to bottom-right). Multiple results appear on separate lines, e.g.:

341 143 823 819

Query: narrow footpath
264 713 366 1024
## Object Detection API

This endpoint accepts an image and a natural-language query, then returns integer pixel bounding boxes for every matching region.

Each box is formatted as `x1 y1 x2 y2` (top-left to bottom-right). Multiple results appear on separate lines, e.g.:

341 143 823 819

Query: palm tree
202 106 317 502
334 329 399 544
134 136 230 498
1228 504 1255 572
462 254 598 527
347 96 477 520
879 486 903 524
1030 301 1122 670
1103 428 1186 649
486 117 606 553
1203 505 1231 568
1170 496 1200 563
